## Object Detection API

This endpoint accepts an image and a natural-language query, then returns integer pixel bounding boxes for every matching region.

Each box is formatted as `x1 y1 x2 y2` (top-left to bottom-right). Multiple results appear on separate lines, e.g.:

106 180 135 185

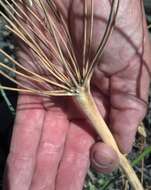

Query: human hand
4 1 151 190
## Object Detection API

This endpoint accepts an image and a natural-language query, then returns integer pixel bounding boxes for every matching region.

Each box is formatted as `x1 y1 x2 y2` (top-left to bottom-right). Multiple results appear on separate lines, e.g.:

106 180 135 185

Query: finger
56 120 95 190
110 93 147 153
30 106 70 190
110 57 149 153
90 142 119 173
4 94 45 190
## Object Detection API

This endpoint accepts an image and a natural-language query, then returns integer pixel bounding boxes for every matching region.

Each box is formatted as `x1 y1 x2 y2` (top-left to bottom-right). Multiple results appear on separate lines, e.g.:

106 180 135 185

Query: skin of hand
3 0 151 190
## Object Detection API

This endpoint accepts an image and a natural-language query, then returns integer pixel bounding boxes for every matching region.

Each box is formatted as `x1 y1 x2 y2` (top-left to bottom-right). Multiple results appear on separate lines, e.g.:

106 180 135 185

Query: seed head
0 0 119 97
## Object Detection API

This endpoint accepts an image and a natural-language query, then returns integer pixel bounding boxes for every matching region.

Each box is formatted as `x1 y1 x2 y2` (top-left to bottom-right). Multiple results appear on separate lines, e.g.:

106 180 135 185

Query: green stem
132 146 151 167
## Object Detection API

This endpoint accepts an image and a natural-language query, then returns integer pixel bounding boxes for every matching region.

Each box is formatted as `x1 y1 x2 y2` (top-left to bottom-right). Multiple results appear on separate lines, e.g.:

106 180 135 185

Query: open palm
4 1 151 190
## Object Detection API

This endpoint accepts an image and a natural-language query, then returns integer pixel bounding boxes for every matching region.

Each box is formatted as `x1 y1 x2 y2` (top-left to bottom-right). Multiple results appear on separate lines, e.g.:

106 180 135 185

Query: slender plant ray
0 0 144 189
0 1 76 87
83 0 119 84
2 0 73 84
82 0 93 77
0 49 71 90
27 0 79 74
0 12 70 86
84 0 94 76
37 0 79 76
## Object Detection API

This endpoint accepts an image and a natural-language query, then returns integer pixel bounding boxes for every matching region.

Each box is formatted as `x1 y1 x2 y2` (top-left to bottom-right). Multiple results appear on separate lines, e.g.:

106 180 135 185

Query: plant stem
74 87 144 190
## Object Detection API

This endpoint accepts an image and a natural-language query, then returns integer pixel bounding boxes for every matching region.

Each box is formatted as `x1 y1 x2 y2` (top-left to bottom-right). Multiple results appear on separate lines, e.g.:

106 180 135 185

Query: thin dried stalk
0 0 144 189
74 87 143 190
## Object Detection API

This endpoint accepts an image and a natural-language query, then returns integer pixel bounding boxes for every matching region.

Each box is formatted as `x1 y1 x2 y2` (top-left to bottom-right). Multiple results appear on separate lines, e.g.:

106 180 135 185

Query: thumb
90 143 119 173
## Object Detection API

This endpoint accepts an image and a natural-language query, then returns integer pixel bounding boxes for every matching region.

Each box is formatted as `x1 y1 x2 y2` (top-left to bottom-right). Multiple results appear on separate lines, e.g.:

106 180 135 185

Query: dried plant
0 0 144 189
